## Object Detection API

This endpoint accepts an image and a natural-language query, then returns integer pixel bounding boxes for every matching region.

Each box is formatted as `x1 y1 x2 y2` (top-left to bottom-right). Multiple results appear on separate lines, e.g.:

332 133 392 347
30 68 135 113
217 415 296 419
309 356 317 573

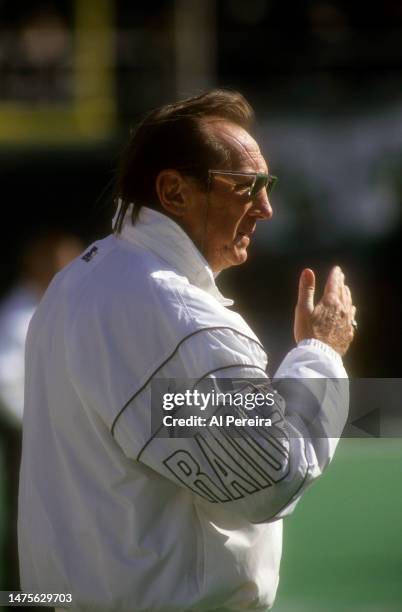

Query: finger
343 285 352 307
346 304 356 326
323 266 344 297
350 306 357 334
297 268 316 313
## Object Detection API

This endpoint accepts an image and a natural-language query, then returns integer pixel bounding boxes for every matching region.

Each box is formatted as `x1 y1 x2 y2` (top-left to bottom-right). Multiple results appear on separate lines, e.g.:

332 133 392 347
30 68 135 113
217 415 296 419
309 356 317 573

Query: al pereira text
163 415 272 428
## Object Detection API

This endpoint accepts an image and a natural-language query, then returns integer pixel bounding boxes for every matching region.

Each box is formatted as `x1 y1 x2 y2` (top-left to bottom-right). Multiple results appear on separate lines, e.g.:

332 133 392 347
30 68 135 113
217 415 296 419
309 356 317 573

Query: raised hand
294 266 356 356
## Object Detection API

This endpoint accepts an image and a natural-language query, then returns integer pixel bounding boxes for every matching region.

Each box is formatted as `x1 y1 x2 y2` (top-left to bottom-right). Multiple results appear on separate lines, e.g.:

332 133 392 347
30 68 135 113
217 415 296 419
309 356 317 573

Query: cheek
207 220 236 246
209 204 249 237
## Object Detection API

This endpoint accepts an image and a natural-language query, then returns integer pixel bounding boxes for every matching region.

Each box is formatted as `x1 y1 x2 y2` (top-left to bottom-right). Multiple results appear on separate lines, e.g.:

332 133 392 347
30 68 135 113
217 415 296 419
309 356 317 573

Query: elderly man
18 90 355 612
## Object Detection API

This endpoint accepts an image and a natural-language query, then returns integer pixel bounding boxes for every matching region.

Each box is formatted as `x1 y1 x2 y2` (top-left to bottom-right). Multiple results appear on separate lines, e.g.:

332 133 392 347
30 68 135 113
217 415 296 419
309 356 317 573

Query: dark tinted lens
250 174 278 196
250 175 267 196
267 175 277 194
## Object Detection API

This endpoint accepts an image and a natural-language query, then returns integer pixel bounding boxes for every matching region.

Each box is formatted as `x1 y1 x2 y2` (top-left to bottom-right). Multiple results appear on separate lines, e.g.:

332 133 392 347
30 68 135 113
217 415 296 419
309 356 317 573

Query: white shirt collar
114 204 234 307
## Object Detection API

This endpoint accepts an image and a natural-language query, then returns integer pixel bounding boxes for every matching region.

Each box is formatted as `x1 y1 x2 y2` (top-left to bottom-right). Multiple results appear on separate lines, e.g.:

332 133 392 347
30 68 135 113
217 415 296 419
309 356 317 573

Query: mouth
235 232 251 246
236 227 255 240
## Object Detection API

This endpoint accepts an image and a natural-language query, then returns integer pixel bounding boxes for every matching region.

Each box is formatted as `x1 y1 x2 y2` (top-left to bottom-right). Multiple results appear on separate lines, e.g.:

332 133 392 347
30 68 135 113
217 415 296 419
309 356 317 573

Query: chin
223 248 248 270
212 244 249 272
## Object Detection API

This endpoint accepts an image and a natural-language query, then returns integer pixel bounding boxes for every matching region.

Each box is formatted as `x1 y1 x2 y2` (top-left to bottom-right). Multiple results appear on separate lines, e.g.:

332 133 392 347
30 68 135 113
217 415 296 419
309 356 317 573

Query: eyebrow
238 168 269 175
222 168 269 176
234 159 269 174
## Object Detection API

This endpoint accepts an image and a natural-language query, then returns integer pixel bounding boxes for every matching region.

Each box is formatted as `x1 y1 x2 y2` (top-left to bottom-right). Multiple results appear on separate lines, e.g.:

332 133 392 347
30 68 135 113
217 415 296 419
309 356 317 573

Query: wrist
297 338 344 364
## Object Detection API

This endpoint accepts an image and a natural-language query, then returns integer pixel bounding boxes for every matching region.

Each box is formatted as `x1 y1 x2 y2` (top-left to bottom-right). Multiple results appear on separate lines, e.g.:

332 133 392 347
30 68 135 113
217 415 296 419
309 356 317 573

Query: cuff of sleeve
297 338 343 366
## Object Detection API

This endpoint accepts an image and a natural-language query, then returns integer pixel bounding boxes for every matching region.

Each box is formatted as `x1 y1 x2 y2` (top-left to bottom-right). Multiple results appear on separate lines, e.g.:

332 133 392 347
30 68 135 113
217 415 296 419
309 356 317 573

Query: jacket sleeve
113 327 348 524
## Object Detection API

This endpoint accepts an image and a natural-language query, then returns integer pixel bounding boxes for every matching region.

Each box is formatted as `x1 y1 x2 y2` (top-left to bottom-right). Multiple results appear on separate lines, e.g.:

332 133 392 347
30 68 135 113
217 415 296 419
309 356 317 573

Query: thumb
297 268 316 313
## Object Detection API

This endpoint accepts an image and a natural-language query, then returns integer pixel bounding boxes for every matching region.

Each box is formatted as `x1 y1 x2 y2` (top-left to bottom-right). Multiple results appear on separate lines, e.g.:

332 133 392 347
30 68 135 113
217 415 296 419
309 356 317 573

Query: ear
156 170 188 217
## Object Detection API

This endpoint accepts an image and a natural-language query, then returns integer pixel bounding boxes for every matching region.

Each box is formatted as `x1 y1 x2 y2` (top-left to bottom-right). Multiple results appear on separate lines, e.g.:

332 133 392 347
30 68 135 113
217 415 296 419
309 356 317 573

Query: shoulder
62 235 254 338
47 235 265 367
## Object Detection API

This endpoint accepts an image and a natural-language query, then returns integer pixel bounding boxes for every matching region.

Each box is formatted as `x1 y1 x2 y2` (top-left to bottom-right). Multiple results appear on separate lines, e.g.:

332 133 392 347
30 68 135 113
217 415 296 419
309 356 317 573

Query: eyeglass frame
207 170 277 198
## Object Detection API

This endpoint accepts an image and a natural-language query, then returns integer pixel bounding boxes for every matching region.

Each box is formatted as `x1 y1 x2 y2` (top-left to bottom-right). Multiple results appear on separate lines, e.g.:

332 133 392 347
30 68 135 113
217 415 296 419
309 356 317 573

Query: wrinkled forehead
202 118 268 173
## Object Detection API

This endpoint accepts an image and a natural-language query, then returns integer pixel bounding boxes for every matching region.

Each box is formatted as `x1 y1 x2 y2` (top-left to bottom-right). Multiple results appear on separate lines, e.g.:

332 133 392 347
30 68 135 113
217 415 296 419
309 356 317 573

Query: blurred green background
275 439 402 611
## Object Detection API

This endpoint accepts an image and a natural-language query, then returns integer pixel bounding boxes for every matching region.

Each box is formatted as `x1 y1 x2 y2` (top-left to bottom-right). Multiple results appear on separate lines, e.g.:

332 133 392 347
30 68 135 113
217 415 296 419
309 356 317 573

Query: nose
249 188 273 220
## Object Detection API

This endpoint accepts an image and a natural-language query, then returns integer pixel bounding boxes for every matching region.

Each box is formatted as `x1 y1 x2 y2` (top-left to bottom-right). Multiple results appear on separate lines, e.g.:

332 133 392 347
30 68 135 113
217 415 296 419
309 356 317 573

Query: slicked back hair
113 89 255 232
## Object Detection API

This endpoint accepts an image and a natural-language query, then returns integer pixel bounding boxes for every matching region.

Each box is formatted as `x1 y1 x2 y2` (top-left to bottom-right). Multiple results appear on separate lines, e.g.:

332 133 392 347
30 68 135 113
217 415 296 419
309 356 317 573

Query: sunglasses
208 170 277 198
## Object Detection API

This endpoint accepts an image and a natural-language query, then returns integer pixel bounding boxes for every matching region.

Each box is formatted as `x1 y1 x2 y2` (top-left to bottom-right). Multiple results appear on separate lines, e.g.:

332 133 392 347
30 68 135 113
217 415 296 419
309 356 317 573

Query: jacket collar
114 204 234 307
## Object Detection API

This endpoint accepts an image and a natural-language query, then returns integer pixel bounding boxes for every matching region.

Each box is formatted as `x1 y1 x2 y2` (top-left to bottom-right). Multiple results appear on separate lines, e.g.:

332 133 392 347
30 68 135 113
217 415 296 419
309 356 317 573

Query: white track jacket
18 206 348 612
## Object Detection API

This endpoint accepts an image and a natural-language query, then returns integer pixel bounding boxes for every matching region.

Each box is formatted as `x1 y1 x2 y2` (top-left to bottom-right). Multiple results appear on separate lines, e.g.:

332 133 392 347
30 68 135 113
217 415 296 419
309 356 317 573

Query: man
18 90 356 611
